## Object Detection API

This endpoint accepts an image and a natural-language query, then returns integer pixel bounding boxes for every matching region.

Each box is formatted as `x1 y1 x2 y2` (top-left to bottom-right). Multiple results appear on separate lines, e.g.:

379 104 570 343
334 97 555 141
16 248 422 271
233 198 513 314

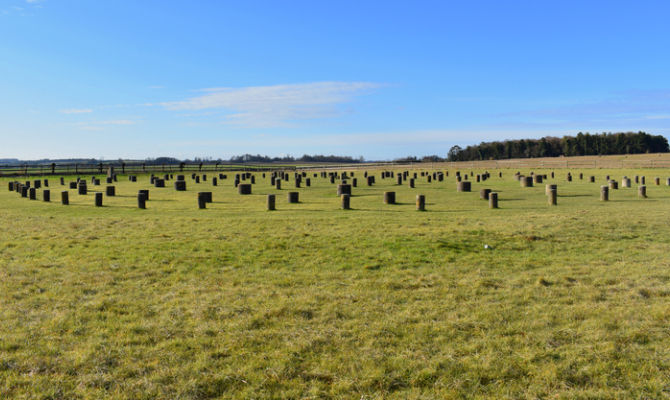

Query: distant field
1 168 669 399
5 152 670 178
434 152 670 169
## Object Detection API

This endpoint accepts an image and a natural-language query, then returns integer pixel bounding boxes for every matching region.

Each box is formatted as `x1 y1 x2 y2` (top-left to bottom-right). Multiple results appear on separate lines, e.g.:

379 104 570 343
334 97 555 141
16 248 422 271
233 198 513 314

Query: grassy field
1 169 669 399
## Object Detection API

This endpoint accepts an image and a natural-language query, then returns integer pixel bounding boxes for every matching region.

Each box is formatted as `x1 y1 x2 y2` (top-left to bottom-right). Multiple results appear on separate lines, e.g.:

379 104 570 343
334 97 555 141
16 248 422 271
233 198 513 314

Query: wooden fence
3 156 670 177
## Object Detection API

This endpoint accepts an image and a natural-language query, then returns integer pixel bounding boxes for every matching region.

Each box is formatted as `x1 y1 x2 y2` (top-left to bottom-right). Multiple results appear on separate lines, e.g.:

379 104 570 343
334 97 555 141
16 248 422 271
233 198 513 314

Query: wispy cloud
79 125 104 132
74 119 136 131
160 81 383 128
2 0 43 15
60 108 93 114
99 120 135 125
498 89 670 128
644 114 670 120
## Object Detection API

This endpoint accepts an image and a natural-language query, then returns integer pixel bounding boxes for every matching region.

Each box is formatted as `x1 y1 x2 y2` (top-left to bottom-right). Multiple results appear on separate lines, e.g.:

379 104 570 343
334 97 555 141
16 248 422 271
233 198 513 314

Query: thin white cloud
498 89 670 128
79 126 104 132
99 120 135 125
160 81 383 128
74 119 136 131
1 1 42 15
60 108 93 114
644 114 670 120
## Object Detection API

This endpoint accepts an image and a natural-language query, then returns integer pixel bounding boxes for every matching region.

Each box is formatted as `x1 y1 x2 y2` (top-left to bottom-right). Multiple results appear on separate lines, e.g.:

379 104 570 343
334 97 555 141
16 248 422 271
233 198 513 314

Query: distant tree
449 132 668 161
447 145 463 161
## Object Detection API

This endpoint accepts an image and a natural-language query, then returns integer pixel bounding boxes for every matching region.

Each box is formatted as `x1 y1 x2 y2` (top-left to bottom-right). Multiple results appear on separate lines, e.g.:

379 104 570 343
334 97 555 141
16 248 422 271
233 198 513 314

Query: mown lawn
1 169 669 399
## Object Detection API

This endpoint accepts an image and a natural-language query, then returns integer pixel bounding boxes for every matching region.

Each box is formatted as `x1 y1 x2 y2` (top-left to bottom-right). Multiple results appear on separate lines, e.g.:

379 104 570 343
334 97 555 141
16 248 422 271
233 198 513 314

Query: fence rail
2 157 670 177
0 162 302 177
0 161 421 177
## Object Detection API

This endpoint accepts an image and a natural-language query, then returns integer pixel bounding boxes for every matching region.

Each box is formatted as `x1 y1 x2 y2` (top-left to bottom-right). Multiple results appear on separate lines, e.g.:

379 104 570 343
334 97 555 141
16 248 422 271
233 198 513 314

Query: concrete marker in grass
287 192 299 203
416 194 425 211
489 192 498 208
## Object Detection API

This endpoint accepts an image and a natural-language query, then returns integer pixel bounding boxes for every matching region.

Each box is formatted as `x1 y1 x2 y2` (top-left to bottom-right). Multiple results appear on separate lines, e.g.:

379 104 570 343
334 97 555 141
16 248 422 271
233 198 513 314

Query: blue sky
2 0 670 160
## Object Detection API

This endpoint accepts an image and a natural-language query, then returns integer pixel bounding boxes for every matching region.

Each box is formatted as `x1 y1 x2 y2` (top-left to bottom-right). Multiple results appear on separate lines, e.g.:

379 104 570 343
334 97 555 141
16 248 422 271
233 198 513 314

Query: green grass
1 169 669 399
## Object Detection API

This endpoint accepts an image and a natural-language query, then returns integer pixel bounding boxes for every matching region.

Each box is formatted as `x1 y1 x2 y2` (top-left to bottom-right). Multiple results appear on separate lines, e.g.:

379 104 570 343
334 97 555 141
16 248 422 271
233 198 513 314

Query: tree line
447 132 669 161
228 154 362 163
0 154 364 166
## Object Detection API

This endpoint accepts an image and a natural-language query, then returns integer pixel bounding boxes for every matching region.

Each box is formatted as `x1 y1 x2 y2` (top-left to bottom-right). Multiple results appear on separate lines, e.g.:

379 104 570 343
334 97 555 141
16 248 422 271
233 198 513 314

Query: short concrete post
600 186 608 201
489 192 498 208
337 184 352 196
545 184 557 195
341 194 351 209
638 185 647 198
416 194 425 211
457 181 471 192
138 192 147 209
287 192 299 203
548 189 557 206
238 184 252 194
